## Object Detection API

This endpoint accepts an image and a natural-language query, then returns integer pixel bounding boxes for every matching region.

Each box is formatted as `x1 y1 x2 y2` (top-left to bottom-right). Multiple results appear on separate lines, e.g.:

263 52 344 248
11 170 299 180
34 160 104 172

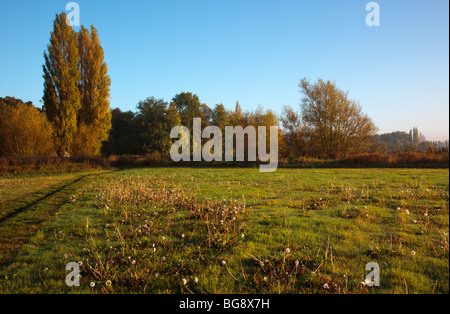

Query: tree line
102 79 379 160
1 13 446 161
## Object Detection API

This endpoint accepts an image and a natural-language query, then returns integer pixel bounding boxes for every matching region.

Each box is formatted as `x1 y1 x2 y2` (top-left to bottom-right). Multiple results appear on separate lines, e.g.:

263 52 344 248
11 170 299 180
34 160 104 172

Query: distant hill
374 129 449 153
374 131 413 153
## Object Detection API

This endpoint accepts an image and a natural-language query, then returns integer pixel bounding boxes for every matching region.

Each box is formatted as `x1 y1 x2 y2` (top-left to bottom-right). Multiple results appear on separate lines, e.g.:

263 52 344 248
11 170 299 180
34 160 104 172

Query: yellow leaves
0 103 55 157
44 13 81 156
299 78 377 158
70 123 103 157
77 25 112 154
44 14 111 157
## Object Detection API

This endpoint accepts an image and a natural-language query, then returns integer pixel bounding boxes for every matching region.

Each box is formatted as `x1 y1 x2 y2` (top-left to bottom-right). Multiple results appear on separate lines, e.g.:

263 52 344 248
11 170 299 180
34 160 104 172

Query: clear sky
0 0 448 140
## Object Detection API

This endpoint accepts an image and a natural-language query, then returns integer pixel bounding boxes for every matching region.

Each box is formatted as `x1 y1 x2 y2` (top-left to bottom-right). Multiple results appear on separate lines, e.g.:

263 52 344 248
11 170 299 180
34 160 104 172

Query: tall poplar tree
72 25 112 156
43 12 81 156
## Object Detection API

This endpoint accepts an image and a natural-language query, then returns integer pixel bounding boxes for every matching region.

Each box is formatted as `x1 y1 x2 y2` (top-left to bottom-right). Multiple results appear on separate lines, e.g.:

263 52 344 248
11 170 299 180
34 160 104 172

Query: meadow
0 167 448 294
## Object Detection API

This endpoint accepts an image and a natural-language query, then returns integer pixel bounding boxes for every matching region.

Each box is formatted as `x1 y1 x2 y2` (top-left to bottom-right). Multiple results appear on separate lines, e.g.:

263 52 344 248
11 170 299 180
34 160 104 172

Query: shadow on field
0 175 88 225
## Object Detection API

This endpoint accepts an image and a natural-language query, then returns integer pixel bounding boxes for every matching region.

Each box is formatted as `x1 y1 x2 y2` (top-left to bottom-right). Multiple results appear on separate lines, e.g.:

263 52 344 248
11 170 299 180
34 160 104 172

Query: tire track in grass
0 174 90 267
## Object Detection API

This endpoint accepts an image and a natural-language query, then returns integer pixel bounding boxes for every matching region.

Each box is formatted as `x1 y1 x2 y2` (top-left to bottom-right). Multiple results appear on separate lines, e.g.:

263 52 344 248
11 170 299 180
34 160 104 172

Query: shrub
341 152 449 167
0 156 110 174
0 103 55 157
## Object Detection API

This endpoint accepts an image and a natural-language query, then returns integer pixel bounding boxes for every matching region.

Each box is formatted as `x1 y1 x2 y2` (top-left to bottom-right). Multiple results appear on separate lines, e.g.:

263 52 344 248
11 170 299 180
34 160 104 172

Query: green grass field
0 167 448 294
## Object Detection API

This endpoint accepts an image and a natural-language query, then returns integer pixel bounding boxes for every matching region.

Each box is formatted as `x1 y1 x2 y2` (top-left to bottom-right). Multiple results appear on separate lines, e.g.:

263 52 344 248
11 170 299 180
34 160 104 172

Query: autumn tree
249 106 284 161
72 25 112 156
0 97 34 114
211 104 227 128
280 105 305 158
200 103 213 126
299 78 377 158
167 103 182 131
0 101 54 157
228 101 247 126
43 12 81 156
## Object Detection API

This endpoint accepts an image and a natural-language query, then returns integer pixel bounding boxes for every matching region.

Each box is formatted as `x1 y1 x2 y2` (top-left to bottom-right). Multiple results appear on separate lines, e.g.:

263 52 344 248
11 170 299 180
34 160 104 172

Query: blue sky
0 0 448 140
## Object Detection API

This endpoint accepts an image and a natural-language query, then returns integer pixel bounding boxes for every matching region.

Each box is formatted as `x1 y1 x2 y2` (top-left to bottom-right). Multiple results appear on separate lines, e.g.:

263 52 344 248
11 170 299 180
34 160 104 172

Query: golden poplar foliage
43 12 81 156
43 14 112 157
73 26 112 156
69 123 101 157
